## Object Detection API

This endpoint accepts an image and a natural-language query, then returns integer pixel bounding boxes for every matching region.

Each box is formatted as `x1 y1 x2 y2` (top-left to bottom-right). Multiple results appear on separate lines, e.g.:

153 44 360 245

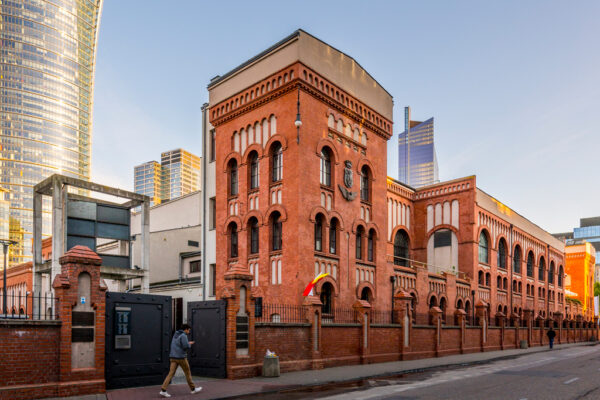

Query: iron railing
322 307 360 324
256 303 305 323
0 292 59 320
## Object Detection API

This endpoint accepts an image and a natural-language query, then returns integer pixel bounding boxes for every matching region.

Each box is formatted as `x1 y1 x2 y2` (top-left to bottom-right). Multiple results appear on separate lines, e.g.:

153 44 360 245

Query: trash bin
520 340 528 349
263 355 280 377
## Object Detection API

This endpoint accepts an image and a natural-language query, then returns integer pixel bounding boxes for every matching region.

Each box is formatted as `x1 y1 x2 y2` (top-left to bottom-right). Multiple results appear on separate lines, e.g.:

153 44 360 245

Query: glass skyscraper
134 149 201 204
0 0 103 265
398 107 439 188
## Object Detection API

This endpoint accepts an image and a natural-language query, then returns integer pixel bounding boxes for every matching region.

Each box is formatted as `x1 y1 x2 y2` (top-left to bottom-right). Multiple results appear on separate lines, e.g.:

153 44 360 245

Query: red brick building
208 30 568 327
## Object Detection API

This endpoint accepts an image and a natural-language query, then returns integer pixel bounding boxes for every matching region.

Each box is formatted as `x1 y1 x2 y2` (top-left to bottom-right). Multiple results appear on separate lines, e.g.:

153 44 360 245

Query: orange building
565 241 595 318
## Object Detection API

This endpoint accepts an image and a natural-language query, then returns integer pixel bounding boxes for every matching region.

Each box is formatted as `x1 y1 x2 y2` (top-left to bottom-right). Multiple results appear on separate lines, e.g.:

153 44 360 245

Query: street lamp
1 239 17 316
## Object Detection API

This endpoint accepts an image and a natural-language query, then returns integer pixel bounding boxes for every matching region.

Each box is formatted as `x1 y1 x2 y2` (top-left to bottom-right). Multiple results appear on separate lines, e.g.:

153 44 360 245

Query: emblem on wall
339 160 358 201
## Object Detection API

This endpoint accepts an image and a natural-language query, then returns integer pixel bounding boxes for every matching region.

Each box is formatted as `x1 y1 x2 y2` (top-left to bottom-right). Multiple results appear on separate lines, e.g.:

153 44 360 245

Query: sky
91 0 600 234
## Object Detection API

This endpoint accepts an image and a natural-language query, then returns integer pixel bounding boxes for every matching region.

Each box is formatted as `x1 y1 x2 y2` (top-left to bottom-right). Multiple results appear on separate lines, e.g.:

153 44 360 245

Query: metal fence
256 303 305 323
0 292 60 320
370 309 394 324
322 307 360 324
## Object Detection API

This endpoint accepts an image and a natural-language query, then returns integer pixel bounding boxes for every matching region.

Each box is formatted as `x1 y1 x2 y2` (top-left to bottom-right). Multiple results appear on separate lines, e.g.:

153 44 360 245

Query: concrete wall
202 107 217 300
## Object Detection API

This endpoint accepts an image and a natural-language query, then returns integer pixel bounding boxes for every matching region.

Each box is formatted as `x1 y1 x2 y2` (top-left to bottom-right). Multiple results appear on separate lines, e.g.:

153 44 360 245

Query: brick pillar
496 312 506 350
454 309 466 353
554 312 563 344
594 316 598 341
577 315 583 342
429 306 442 356
222 264 254 379
475 300 487 350
523 309 533 346
536 316 545 346
52 245 107 397
302 296 323 369
394 290 412 357
353 300 371 364
511 312 520 348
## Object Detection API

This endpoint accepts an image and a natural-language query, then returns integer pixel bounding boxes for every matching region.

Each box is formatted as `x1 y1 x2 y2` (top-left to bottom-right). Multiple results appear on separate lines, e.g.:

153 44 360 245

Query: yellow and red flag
302 273 330 296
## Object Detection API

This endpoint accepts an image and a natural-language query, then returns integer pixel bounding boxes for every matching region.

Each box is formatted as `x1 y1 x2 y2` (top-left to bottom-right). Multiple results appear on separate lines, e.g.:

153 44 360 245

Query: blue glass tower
398 107 439 187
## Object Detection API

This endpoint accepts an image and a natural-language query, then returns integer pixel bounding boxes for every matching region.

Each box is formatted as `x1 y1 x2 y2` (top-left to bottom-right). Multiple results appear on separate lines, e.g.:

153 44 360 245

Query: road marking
564 377 580 384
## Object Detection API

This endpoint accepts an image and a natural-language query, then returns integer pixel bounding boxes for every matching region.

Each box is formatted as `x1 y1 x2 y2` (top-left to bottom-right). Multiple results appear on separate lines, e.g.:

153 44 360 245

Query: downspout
509 224 513 319
201 103 208 301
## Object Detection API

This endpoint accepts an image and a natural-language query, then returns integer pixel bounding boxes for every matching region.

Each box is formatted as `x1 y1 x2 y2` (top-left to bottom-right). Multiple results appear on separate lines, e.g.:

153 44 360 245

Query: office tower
0 0 104 265
398 107 439 187
133 149 201 204
160 149 201 201
134 161 163 206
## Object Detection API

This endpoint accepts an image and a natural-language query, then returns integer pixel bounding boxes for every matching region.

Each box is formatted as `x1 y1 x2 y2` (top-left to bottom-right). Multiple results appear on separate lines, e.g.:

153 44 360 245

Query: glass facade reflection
134 161 162 206
0 0 103 265
398 116 439 188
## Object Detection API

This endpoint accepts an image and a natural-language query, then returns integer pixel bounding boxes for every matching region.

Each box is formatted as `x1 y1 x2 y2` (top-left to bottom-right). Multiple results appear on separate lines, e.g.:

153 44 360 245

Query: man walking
547 326 556 349
160 324 202 397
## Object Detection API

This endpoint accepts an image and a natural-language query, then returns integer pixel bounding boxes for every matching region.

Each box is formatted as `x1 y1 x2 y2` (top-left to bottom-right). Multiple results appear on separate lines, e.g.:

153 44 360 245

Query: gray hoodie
170 330 191 359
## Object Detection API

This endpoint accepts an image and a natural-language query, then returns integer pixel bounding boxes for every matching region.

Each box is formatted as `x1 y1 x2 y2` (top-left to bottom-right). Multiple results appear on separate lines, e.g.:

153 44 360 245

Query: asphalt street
318 344 600 400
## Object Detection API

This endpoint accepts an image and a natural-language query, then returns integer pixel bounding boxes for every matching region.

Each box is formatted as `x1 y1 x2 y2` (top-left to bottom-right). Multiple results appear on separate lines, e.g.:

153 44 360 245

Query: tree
594 282 600 297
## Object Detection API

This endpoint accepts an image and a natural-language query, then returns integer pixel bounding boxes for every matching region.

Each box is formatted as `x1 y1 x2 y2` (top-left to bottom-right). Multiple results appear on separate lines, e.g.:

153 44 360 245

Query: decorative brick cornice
302 296 323 306
224 264 253 281
52 273 70 289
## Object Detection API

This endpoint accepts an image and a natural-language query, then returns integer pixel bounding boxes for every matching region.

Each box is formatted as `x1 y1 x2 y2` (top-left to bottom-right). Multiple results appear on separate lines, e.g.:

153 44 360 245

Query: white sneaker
191 387 203 394
159 390 171 398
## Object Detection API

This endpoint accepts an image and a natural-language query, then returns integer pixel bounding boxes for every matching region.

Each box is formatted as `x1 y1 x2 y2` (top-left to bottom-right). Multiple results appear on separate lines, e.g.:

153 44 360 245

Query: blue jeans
549 338 554 349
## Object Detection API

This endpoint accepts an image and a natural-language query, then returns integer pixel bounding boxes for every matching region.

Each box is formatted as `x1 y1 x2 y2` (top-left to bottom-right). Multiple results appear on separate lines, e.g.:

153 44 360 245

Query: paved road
319 345 600 400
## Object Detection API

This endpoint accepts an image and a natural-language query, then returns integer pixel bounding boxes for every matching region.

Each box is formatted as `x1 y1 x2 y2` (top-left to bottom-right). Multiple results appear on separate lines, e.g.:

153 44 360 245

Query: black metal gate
187 300 227 378
105 292 172 389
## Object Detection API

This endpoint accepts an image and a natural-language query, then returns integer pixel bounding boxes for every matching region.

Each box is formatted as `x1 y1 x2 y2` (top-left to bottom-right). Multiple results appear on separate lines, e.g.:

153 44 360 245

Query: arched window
367 229 375 262
271 142 282 182
271 212 282 251
538 257 545 281
314 214 324 252
329 218 338 254
549 261 555 284
478 231 489 263
360 287 372 303
249 218 259 254
249 151 259 190
503 277 507 289
526 251 534 278
228 222 238 258
228 159 238 197
320 148 332 187
356 226 364 259
320 282 333 314
513 246 522 274
497 276 502 288
518 282 522 293
485 273 490 287
360 166 370 202
478 270 484 285
558 265 564 287
393 230 409 266
497 238 507 269
512 280 517 292
439 298 447 323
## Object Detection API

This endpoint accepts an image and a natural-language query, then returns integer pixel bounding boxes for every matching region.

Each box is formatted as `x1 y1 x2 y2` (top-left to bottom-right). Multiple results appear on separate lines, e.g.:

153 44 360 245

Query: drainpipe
509 224 513 319
201 103 208 301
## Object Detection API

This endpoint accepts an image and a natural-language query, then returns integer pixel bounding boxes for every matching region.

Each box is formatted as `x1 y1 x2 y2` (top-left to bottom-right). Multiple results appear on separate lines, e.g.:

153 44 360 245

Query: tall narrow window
249 218 259 254
356 226 364 259
320 283 333 314
209 197 216 230
271 143 282 182
513 246 521 274
228 159 238 196
320 148 331 186
367 229 375 262
360 166 370 202
538 257 545 281
497 238 507 269
209 129 216 162
478 231 489 263
549 261 555 284
314 214 323 252
229 223 238 258
249 152 259 189
526 251 534 278
271 212 282 251
329 219 337 254
558 265 564 287
393 230 409 266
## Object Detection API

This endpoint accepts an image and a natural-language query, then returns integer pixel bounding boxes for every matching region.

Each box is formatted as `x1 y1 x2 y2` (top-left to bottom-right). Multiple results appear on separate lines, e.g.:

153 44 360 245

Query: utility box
520 340 528 349
262 356 280 377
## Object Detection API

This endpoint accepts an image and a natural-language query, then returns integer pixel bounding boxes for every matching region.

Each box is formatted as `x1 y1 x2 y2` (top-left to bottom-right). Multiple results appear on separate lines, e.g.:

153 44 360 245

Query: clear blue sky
92 0 600 233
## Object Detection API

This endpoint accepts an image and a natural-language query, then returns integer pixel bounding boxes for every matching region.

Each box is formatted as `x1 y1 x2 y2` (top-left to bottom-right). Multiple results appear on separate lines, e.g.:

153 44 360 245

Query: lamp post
1 239 16 316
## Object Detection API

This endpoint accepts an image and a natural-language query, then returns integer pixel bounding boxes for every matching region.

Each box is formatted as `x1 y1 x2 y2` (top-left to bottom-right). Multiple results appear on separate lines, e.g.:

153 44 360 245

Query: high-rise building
161 149 201 201
133 149 201 204
398 107 439 187
0 0 104 265
554 216 600 283
564 241 595 319
133 161 163 206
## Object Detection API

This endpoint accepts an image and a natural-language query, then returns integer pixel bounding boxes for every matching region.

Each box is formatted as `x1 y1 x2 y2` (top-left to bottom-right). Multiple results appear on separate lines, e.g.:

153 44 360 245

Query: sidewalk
106 342 596 400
